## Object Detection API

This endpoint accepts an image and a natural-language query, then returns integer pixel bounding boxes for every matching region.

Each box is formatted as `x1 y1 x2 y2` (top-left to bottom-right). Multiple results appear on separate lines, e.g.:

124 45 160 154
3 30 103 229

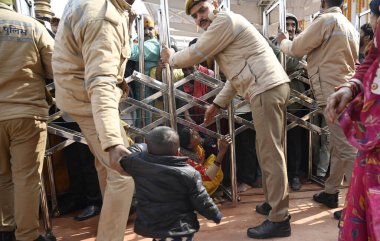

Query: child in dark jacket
120 126 222 241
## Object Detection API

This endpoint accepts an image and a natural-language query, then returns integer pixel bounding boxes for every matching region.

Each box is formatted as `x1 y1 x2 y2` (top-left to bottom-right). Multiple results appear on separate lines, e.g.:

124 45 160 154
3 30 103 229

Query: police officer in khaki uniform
277 0 359 213
0 0 54 240
52 0 135 240
161 0 291 239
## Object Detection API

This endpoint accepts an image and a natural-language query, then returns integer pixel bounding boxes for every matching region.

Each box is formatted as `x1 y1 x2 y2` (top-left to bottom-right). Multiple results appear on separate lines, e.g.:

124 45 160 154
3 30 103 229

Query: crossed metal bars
124 69 327 136
122 71 254 138
122 65 329 190
286 69 330 185
122 70 249 203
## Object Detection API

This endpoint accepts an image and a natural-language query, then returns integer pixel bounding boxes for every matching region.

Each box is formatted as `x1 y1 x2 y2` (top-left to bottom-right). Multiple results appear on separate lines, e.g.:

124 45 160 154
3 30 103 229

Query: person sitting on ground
120 126 222 241
178 127 231 195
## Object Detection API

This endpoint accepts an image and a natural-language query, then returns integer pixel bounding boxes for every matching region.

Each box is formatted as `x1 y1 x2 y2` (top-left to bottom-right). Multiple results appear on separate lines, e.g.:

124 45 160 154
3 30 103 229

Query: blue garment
130 38 160 76
129 38 160 126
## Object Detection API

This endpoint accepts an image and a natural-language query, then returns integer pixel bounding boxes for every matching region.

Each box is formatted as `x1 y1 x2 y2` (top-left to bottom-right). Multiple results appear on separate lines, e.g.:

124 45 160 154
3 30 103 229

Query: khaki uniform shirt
53 0 131 151
0 2 54 121
280 7 359 106
169 11 289 108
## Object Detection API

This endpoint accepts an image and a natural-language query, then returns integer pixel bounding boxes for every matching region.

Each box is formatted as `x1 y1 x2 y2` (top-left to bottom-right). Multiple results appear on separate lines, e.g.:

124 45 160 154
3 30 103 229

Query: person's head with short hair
360 23 374 48
320 0 344 12
178 127 202 150
146 126 180 156
185 0 217 31
286 13 299 40
370 0 380 31
50 16 60 34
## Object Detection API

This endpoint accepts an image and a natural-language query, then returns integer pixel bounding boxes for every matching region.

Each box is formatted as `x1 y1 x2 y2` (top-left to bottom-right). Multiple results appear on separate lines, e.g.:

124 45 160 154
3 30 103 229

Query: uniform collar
0 2 14 11
110 0 131 13
323 6 342 14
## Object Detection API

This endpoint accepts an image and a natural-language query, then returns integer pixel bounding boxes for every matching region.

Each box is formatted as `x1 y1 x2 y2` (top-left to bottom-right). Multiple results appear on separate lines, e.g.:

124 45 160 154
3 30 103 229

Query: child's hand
218 135 232 154
157 59 166 69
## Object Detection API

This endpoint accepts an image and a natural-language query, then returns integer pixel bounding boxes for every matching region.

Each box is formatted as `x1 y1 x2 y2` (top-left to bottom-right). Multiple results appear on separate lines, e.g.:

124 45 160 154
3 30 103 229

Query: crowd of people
0 0 380 240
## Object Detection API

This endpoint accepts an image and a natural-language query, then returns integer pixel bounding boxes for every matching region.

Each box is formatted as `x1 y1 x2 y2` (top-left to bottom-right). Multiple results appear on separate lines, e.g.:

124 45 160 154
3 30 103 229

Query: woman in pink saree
326 1 380 240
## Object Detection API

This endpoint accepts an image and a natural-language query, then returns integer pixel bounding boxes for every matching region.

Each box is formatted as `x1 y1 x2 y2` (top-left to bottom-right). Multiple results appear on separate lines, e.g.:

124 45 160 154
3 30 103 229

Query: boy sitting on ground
120 126 222 241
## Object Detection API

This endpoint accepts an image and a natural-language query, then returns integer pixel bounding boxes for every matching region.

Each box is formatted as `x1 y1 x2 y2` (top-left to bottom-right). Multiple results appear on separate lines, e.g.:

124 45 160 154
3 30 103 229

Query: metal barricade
355 9 370 31
136 15 146 128
122 70 253 204
286 69 329 185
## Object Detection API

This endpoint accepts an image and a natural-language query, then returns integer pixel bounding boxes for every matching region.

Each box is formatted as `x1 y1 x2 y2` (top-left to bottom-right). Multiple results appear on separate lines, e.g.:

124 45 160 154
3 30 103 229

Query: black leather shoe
0 231 15 241
313 191 339 208
74 205 101 221
290 177 302 191
255 202 272 216
247 218 291 239
57 199 86 216
334 210 342 220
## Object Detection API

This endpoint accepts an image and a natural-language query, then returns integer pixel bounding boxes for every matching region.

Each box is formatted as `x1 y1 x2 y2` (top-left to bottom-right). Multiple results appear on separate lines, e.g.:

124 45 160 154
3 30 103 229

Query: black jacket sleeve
119 144 148 174
187 171 222 223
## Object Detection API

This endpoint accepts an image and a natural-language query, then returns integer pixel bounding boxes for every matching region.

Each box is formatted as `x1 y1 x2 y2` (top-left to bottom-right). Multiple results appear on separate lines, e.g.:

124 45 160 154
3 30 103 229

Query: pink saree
338 57 380 241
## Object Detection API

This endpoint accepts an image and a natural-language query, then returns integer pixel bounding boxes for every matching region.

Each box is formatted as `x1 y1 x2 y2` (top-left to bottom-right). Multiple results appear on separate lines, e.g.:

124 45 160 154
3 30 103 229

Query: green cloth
130 38 160 76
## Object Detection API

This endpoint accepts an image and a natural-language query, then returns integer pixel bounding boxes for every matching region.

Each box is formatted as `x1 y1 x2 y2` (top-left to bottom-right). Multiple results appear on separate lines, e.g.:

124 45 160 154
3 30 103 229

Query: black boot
247 217 291 239
0 231 15 241
313 191 339 208
255 202 272 216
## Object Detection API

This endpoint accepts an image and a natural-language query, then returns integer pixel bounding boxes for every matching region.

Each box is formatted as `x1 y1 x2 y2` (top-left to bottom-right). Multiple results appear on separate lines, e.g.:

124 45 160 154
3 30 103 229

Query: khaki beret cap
0 0 13 5
185 0 207 15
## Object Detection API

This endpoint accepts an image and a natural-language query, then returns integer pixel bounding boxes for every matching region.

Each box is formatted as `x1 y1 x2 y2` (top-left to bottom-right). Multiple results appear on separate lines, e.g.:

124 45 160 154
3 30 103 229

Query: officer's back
0 2 54 120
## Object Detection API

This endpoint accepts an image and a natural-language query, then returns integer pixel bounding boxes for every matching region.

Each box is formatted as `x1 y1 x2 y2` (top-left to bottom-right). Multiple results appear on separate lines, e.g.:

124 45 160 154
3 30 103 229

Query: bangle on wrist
334 82 360 99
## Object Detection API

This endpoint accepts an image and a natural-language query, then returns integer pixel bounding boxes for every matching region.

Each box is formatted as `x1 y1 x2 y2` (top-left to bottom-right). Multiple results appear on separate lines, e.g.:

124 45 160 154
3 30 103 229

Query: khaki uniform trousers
323 118 356 194
312 72 356 194
70 114 134 241
0 118 47 241
250 83 290 222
